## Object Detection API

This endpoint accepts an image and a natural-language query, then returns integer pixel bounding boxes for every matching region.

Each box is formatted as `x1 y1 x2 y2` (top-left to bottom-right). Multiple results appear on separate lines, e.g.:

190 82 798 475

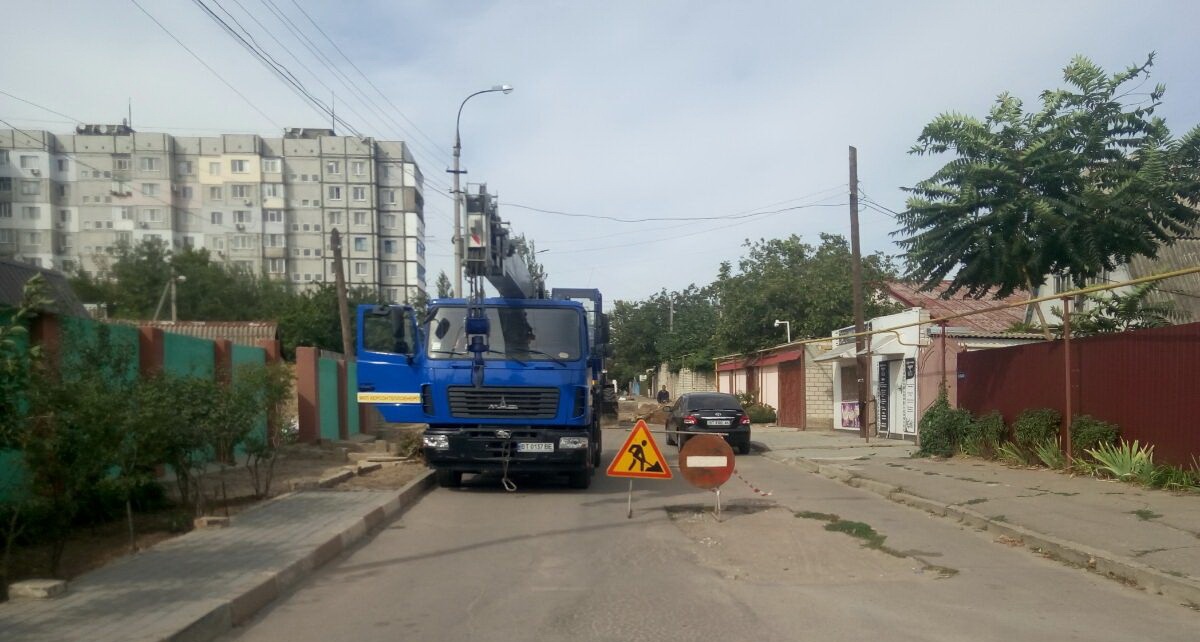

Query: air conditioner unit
139 222 148 229
244 199 252 206
236 223 246 231
30 169 41 176
55 222 65 230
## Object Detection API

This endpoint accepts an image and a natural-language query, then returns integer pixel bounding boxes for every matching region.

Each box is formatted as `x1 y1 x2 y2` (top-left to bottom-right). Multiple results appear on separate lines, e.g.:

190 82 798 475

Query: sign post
678 435 736 518
607 419 673 518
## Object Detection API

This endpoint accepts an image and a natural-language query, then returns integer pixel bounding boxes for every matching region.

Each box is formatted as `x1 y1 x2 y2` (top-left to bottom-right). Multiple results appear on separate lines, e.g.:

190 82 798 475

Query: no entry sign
678 434 735 489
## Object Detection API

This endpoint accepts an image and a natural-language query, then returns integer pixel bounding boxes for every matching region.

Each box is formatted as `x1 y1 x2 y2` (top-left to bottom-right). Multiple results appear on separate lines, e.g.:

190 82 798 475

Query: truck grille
448 386 559 419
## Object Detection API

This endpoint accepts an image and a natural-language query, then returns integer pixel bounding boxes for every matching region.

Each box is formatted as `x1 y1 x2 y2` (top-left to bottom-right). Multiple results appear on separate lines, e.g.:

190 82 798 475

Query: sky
5 0 1200 304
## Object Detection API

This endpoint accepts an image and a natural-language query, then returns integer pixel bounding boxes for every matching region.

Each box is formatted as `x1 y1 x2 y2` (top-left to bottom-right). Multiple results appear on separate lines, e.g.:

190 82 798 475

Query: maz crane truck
356 187 608 490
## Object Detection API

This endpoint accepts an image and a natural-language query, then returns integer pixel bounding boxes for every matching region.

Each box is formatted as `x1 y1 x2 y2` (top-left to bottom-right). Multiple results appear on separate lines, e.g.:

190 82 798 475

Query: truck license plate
709 420 731 426
517 442 554 452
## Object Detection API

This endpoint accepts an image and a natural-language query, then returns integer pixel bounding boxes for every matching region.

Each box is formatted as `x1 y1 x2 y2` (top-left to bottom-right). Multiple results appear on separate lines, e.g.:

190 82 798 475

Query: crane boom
463 185 545 299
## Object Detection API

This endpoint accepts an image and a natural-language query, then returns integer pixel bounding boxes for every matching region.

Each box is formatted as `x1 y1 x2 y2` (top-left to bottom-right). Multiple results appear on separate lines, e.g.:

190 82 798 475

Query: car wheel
738 440 751 455
666 425 675 446
436 469 462 488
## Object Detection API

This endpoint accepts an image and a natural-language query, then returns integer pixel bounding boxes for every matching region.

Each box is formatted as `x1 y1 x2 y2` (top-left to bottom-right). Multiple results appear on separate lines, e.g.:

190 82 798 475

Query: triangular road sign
607 419 673 479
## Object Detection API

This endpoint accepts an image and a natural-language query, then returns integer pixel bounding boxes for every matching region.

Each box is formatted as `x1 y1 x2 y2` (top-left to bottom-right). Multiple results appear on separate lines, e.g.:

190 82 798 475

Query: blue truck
356 188 608 490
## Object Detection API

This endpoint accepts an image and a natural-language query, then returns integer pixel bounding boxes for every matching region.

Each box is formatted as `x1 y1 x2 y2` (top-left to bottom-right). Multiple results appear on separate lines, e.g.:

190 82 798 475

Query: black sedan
664 392 751 454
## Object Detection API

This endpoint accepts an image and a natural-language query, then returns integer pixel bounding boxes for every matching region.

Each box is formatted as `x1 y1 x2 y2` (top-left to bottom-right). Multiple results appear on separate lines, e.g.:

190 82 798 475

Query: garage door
759 365 779 409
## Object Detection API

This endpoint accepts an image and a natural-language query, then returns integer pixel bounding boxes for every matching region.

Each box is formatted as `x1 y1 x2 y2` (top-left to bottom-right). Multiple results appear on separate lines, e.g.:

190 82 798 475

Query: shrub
1086 439 1154 482
1070 415 1119 459
1033 437 1066 469
961 411 1006 458
917 390 972 458
746 404 777 424
1013 408 1061 450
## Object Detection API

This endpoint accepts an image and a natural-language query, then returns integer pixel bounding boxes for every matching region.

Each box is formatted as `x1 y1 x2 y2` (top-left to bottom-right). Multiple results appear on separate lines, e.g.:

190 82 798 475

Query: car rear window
684 393 742 411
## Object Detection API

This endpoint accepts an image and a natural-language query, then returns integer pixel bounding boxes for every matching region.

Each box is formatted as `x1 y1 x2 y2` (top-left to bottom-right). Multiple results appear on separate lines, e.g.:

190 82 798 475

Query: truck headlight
559 436 589 450
423 434 450 450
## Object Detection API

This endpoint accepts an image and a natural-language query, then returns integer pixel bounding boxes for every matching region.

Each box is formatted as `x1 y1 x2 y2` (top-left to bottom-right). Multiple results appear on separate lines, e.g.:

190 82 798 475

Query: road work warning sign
606 419 673 480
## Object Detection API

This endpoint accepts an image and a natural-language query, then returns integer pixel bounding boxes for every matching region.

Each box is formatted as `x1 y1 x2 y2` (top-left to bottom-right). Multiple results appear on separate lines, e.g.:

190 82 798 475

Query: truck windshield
427 307 583 361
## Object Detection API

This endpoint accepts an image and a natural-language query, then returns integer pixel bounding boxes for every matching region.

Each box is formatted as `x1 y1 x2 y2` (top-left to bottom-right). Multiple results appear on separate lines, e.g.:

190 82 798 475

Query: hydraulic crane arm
463 186 546 299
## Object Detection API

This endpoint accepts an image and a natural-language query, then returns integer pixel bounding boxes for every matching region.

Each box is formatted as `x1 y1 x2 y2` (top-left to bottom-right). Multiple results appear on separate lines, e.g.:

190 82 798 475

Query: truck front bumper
423 427 591 474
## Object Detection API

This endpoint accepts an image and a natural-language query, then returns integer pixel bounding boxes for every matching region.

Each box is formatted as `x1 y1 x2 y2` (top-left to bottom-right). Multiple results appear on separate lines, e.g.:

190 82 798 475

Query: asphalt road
225 427 1197 641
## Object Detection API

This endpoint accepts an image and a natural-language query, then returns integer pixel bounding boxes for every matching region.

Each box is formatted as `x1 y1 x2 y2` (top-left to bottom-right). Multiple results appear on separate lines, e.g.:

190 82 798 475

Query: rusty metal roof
0 259 89 317
885 281 1030 333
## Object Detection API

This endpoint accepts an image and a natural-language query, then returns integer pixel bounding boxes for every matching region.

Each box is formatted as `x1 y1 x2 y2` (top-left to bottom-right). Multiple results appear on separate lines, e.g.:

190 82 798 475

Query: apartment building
0 125 426 304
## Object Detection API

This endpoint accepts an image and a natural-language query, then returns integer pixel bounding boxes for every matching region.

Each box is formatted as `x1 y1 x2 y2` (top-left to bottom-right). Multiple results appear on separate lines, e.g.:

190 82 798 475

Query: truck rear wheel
436 469 462 488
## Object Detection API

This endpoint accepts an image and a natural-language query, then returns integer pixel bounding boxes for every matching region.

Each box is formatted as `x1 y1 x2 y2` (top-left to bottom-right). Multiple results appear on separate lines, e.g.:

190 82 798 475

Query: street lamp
774 319 791 343
450 84 514 297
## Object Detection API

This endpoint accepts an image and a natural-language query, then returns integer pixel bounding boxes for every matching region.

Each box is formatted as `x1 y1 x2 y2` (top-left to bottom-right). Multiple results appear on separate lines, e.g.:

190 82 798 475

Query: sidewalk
753 426 1200 605
0 473 434 642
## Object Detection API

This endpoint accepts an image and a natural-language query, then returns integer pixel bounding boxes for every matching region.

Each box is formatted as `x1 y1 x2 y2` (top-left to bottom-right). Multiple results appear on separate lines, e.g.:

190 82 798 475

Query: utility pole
331 228 354 359
849 146 871 440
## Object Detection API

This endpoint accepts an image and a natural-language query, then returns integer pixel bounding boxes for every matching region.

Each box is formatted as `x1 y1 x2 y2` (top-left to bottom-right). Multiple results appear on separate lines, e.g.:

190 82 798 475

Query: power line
504 190 849 223
128 0 282 130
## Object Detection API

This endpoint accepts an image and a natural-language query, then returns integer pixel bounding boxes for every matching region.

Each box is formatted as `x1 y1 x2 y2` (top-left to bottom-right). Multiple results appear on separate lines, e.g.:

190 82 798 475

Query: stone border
763 451 1200 607
169 470 436 642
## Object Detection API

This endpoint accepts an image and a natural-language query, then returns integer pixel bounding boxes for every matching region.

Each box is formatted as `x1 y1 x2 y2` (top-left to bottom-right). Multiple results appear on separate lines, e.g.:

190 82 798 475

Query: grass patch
795 511 839 522
1132 509 1162 521
824 520 887 549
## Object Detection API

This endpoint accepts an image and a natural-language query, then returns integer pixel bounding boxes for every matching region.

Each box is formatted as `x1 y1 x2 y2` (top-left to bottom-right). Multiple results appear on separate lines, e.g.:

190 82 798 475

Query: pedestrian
656 385 670 404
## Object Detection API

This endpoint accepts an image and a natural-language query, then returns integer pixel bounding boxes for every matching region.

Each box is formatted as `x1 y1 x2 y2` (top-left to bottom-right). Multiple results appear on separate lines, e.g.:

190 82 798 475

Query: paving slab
0 473 434 642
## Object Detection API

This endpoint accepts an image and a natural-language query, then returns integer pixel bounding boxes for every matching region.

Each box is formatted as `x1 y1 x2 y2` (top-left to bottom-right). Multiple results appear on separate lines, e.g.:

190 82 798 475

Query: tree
896 54 1200 301
713 234 898 355
1040 283 1179 337
512 234 547 292
434 270 453 298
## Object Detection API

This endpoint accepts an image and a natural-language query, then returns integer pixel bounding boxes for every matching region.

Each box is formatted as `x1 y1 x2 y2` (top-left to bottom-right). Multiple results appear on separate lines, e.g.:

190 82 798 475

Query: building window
326 160 341 174
266 234 284 247
303 248 312 257
292 248 300 256
262 183 282 198
144 208 163 223
120 207 133 220
328 211 342 225
231 235 255 250
211 211 223 225
353 237 366 252
208 161 220 175
26 232 42 245
262 158 281 173
268 258 285 273
230 185 249 199
0 203 10 218
353 210 367 225
231 159 248 173
0 177 10 191
234 210 251 224
292 273 300 281
352 160 365 176
22 206 40 220
177 160 193 175
115 156 132 171
328 186 342 200
209 186 223 200
314 249 322 257
383 214 397 228
352 186 366 201
20 155 38 169
21 181 40 195
59 209 70 223
183 235 195 248
385 189 396 204
0 229 15 243
384 263 399 277
140 157 160 171
178 186 193 199
142 183 159 196
384 240 398 254
0 151 7 166
354 261 367 276
57 159 69 172
265 210 283 222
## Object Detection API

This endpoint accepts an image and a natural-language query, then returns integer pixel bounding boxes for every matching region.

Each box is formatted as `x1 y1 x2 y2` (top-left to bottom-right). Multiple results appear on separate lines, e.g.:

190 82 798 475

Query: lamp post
774 319 791 343
450 84 513 297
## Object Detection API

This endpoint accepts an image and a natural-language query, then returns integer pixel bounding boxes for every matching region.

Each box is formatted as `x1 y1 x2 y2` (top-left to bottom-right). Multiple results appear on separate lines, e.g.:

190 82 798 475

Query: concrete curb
168 470 436 642
765 452 1200 606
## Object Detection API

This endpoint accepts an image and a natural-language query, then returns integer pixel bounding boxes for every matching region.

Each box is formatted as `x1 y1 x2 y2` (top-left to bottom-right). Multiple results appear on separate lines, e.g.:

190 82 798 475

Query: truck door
356 304 427 423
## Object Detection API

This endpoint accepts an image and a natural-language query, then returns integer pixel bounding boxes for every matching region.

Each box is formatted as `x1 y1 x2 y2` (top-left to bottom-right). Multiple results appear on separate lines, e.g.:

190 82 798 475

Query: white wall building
0 125 426 303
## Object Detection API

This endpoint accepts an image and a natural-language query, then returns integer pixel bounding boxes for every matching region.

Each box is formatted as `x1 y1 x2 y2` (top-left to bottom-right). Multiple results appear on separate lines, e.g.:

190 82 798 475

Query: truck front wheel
568 468 592 489
436 469 462 488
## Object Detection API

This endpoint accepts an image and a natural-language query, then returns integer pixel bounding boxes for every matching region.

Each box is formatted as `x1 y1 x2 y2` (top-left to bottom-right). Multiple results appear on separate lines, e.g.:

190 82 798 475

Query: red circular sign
678 434 735 489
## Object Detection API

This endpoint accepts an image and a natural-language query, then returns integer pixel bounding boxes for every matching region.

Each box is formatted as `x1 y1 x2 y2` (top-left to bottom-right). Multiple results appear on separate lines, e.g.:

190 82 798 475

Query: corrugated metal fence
958 321 1200 466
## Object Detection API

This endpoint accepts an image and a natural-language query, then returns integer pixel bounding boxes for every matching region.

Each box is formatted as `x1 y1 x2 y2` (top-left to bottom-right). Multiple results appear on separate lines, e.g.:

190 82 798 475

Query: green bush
1070 415 1119 459
1013 408 1061 450
961 411 1006 458
917 390 972 458
746 404 777 424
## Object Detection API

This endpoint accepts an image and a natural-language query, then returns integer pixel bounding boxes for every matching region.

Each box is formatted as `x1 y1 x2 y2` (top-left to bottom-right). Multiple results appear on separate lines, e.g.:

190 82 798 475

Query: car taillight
683 415 697 425
740 415 750 425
